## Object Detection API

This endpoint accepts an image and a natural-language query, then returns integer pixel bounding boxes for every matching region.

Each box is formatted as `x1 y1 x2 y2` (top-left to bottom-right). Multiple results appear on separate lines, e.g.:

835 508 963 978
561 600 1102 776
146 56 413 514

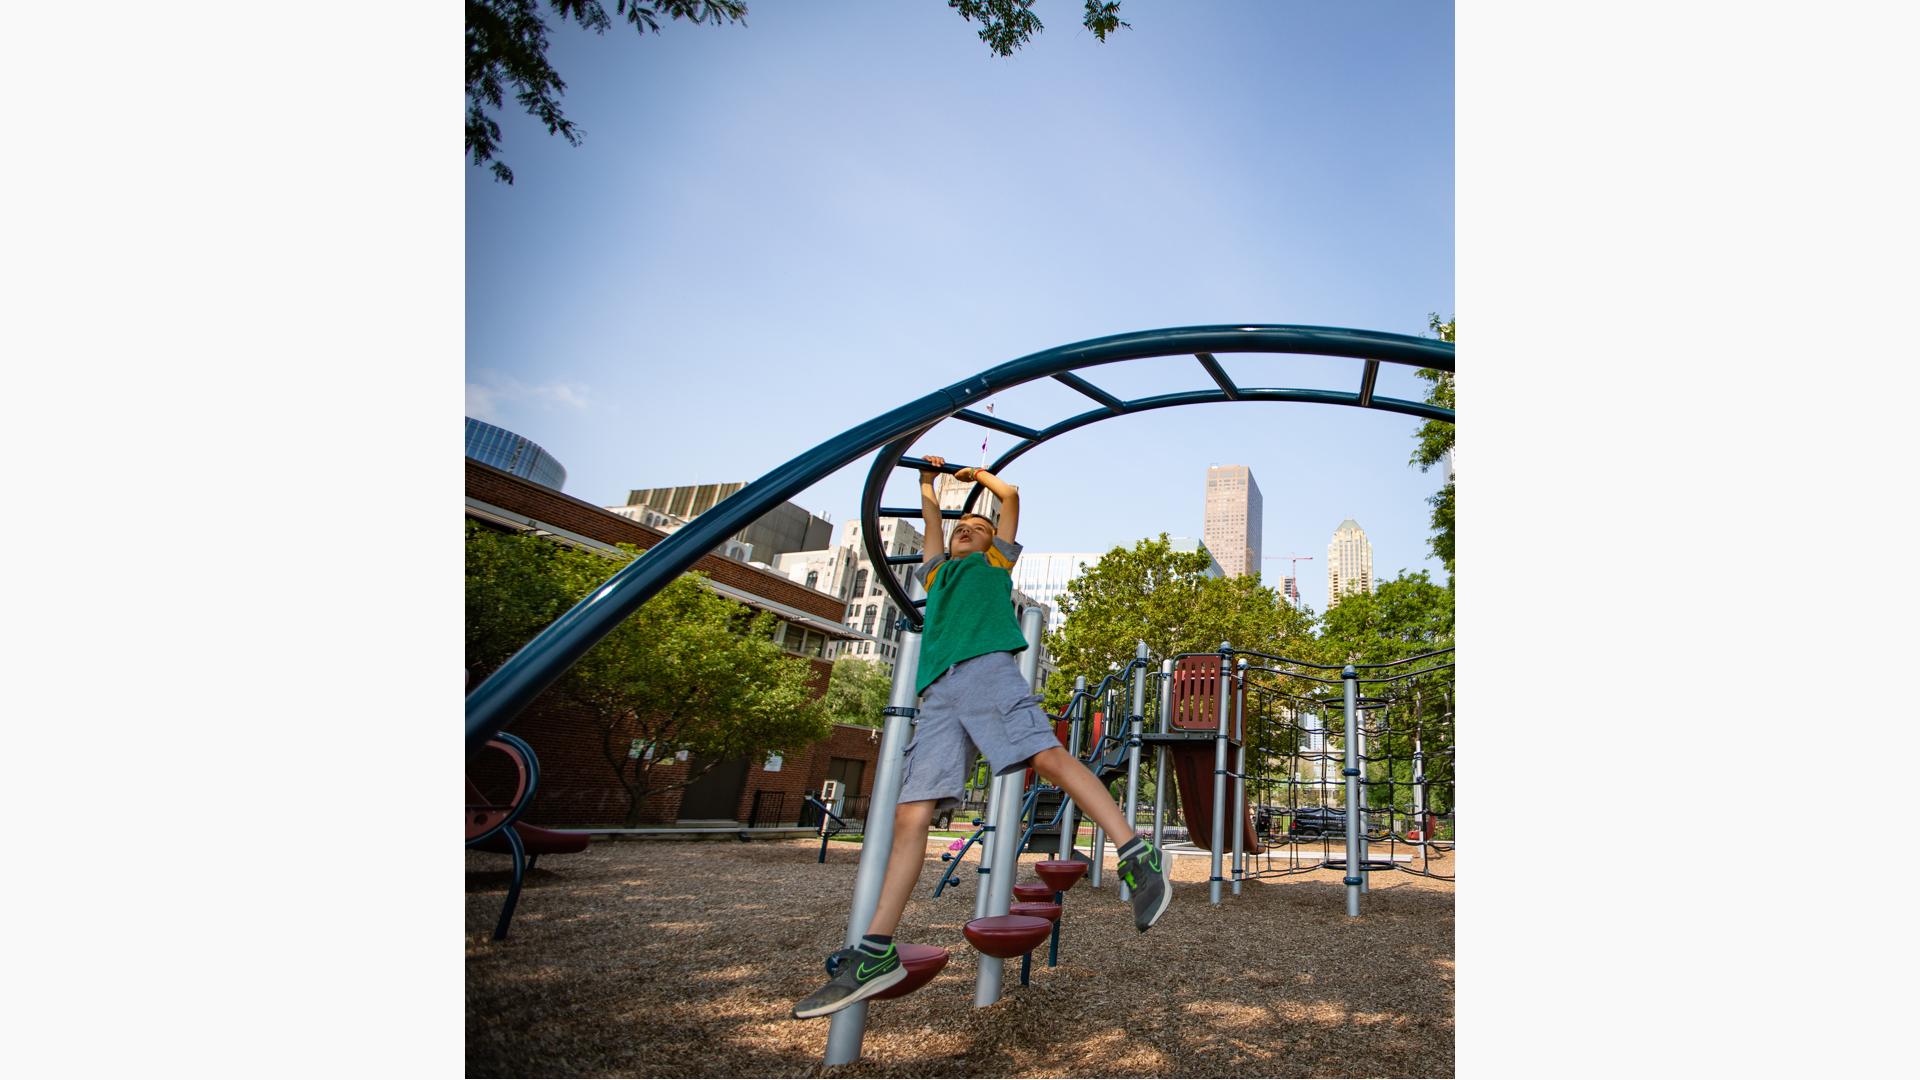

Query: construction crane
1263 554 1315 606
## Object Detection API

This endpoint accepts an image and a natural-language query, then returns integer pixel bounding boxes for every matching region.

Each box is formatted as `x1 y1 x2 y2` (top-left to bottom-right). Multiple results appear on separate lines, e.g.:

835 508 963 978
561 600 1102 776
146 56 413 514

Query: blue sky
467 0 1454 612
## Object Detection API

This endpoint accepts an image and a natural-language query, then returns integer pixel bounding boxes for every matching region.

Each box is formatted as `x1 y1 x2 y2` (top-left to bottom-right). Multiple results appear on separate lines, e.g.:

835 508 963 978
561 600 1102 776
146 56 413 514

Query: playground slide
1169 744 1264 854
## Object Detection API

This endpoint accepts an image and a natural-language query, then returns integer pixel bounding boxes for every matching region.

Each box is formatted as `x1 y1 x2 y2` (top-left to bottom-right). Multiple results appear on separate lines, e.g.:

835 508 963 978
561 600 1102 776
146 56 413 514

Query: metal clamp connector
881 706 918 718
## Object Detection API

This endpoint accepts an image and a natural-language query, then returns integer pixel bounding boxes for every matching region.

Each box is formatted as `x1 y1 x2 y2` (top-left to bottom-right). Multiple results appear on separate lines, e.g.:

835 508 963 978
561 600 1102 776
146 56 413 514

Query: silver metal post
1413 729 1427 854
972 604 1047 1007
1057 676 1085 860
1088 677 1111 888
1231 659 1247 897
1150 659 1172 853
1210 643 1231 906
1119 641 1148 902
1341 664 1362 918
1358 703 1370 894
1413 689 1428 857
1413 726 1428 837
825 583 924 1066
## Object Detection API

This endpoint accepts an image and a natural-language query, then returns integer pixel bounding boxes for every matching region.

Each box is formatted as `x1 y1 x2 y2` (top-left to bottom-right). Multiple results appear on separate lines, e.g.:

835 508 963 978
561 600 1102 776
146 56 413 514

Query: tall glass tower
465 417 567 491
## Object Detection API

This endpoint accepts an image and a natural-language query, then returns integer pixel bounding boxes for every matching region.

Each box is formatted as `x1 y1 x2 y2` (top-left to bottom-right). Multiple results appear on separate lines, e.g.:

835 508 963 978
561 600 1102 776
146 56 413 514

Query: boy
792 455 1173 1019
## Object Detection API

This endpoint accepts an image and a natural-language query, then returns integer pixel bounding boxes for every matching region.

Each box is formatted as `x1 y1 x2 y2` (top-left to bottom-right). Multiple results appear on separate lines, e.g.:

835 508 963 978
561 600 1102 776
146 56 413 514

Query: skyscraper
1008 551 1107 635
1203 465 1263 579
1326 519 1375 608
465 417 567 491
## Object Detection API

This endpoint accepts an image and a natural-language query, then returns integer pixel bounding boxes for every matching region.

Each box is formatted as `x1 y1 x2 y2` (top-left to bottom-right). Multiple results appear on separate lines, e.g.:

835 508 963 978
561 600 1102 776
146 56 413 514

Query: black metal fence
747 790 788 828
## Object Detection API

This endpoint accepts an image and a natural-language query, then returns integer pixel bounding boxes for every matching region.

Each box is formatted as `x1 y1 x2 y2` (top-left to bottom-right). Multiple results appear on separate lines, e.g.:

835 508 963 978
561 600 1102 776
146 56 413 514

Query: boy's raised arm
919 456 948 560
955 466 1020 544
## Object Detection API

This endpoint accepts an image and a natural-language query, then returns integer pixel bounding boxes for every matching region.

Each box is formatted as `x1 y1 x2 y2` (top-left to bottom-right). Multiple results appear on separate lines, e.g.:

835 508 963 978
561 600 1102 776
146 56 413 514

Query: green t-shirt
913 537 1028 694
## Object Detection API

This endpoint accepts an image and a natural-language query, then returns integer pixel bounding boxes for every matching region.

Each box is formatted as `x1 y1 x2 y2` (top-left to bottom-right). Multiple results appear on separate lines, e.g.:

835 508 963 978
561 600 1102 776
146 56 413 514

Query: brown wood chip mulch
467 837 1453 1078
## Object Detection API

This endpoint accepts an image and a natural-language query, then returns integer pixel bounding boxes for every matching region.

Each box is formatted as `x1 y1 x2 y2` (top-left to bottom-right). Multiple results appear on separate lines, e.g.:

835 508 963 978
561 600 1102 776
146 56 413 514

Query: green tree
465 518 579 673
1314 570 1455 821
822 656 892 728
1316 570 1453 667
1411 313 1456 576
1042 535 1314 709
467 1 1130 183
465 522 829 825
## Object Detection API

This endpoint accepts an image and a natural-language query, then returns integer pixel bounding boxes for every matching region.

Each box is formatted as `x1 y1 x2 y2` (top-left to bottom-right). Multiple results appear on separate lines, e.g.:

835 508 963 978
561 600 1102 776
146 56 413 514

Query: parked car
1254 805 1285 835
1287 806 1349 836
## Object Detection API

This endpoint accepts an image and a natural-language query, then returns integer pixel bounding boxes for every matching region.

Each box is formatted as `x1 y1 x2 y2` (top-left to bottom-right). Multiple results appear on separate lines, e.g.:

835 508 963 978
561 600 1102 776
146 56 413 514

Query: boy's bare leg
1030 745 1137 842
1030 745 1174 932
864 799 937 938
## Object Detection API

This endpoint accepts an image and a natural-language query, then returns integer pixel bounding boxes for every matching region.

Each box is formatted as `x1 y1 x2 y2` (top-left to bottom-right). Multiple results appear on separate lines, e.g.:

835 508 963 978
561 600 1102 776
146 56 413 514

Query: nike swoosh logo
857 958 895 979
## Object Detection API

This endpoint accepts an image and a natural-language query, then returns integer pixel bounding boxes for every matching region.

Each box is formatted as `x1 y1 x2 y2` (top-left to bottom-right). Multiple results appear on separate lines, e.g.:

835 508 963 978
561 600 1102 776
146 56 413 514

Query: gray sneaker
791 946 906 1019
1116 840 1173 932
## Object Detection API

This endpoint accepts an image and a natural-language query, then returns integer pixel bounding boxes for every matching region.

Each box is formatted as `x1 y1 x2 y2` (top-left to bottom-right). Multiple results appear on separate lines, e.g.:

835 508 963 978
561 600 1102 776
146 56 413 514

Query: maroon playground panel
1168 654 1246 737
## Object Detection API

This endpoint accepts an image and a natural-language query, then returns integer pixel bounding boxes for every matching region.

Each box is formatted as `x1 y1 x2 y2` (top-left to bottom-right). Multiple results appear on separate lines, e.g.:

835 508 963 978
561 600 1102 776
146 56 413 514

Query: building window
881 604 896 640
852 569 868 598
862 605 876 635
805 570 819 589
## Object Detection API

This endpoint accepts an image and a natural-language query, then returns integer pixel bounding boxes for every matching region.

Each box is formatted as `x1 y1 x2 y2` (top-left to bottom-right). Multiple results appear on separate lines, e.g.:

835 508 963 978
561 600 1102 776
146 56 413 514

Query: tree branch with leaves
468 0 1130 182
1411 313 1456 576
466 1 749 184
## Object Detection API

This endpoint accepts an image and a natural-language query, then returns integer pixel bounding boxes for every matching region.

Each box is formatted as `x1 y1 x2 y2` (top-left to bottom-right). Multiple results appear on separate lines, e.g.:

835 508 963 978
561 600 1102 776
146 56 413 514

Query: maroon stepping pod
962 915 1054 959
868 943 950 1000
1012 883 1054 903
1009 901 1063 924
1033 860 1088 894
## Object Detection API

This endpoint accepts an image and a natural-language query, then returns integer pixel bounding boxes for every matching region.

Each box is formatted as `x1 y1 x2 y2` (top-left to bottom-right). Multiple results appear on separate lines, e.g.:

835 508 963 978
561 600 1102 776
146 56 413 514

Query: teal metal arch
466 324 1452 755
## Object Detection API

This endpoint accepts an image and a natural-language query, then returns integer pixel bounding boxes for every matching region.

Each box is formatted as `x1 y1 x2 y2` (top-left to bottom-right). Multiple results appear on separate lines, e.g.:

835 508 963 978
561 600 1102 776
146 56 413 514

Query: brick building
466 460 883 828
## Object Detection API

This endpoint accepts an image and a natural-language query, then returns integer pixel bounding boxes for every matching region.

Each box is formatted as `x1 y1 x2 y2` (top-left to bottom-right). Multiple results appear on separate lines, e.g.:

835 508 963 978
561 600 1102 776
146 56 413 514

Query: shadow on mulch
467 838 1453 1078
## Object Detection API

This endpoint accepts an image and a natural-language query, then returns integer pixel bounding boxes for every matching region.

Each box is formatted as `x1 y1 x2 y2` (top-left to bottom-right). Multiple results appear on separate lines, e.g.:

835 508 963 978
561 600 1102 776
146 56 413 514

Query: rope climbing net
1232 648 1455 883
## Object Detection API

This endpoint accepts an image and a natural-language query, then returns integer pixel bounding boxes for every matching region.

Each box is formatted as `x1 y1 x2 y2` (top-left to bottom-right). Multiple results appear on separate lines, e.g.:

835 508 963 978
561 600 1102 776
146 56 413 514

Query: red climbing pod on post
867 943 951 1000
1033 859 1088 894
962 915 1054 960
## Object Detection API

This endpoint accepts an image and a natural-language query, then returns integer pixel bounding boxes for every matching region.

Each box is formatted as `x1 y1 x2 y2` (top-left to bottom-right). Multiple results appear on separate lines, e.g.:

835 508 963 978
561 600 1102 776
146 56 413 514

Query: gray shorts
897 651 1062 812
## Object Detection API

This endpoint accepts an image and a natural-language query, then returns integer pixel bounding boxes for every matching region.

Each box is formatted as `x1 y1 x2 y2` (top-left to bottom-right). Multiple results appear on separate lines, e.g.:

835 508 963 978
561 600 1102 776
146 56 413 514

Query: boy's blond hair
950 512 995 537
